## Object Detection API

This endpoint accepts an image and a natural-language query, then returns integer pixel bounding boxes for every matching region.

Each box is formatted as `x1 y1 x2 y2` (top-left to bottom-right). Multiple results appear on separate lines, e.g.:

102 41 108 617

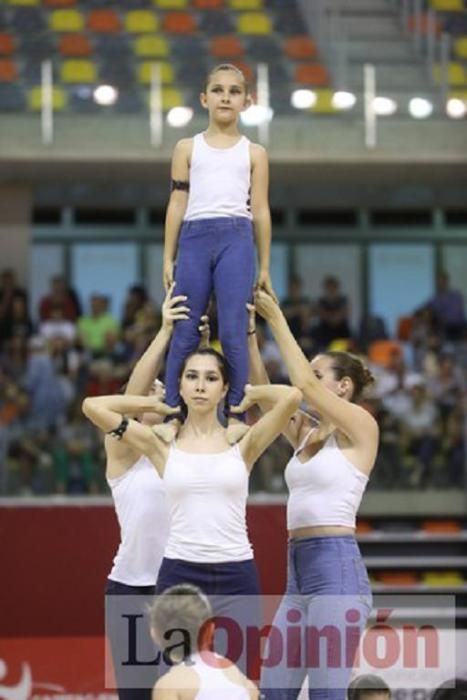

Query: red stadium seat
44 0 76 6
284 35 317 60
162 11 196 33
422 519 462 533
193 0 223 7
230 59 254 83
294 62 329 86
58 33 92 57
0 32 16 55
379 572 419 586
0 59 18 82
87 10 121 34
209 35 244 58
396 315 413 341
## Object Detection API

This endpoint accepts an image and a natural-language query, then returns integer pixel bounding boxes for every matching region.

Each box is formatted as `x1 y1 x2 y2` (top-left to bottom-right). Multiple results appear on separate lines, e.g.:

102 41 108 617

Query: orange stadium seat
422 519 462 533
50 9 84 32
124 11 159 34
407 13 442 35
163 11 196 33
0 59 18 82
230 59 254 83
396 315 413 341
356 519 374 534
209 35 244 58
284 36 317 60
134 35 169 58
58 33 92 57
0 32 16 55
87 10 121 34
237 12 272 35
368 339 402 367
295 62 329 86
379 572 419 586
192 0 223 8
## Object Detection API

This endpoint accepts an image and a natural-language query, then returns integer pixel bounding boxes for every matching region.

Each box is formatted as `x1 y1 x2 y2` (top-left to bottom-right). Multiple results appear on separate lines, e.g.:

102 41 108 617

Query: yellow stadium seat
433 61 466 85
237 12 271 34
454 37 467 59
422 571 464 586
134 35 169 58
309 88 338 114
6 0 38 5
61 59 96 83
29 86 67 110
138 61 174 84
152 0 188 8
50 9 84 32
430 0 463 9
449 89 467 101
145 86 184 110
125 10 159 33
229 0 262 9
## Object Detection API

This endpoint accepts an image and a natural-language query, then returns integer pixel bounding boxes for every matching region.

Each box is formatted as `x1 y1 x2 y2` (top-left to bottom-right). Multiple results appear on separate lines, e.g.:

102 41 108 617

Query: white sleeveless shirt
184 133 252 221
285 431 369 530
107 456 170 586
190 654 251 699
163 444 253 563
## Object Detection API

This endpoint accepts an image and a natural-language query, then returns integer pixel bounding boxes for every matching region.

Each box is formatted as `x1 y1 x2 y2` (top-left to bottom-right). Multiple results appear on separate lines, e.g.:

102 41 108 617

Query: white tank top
163 444 253 563
190 654 251 699
184 133 252 221
285 430 369 530
107 456 170 586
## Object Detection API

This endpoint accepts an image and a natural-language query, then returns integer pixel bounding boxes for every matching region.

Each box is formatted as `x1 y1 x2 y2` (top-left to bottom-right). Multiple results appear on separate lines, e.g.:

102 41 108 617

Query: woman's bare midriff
289 525 355 540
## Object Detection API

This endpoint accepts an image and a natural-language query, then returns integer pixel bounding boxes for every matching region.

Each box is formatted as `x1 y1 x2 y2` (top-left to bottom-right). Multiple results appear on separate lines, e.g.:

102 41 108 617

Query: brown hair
204 63 249 93
181 348 229 386
323 351 375 402
348 675 391 700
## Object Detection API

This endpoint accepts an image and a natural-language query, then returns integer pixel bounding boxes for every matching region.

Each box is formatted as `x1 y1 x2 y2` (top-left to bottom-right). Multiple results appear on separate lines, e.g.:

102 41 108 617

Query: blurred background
0 0 466 692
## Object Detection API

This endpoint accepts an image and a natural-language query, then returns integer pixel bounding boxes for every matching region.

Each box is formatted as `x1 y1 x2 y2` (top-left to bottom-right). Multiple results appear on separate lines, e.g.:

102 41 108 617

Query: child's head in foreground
348 674 391 700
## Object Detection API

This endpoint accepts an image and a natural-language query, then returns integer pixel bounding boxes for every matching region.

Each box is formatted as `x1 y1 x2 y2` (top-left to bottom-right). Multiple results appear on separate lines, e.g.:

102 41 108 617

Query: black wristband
171 179 189 192
108 417 129 440
247 330 256 336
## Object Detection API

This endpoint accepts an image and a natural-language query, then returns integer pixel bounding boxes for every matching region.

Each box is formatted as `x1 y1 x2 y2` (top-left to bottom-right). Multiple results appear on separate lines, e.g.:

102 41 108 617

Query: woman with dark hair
247 291 378 700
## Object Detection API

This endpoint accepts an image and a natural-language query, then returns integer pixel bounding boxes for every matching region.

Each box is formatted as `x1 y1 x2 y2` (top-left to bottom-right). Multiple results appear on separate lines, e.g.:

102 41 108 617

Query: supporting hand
255 270 278 303
161 282 190 332
254 288 281 321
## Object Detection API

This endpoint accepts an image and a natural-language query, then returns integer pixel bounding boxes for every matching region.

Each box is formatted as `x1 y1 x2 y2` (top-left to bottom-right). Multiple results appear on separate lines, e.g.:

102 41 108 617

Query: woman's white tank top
107 456 170 586
184 133 252 221
163 444 253 563
190 654 251 699
285 430 369 530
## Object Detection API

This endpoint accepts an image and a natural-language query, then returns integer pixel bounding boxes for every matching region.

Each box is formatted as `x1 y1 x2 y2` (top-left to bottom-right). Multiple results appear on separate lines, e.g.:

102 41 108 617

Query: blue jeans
260 536 372 700
164 217 256 417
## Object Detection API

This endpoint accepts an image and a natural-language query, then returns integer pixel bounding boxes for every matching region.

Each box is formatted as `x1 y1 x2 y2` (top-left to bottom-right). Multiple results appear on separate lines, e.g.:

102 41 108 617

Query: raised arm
233 383 302 469
254 290 378 450
163 139 191 291
82 394 176 475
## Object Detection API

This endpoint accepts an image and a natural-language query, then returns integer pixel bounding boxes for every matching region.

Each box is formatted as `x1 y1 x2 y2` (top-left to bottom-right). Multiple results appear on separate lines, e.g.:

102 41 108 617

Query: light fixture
373 96 398 116
408 97 433 119
446 98 466 119
166 106 193 128
332 91 356 110
93 84 118 106
240 105 274 126
291 89 316 109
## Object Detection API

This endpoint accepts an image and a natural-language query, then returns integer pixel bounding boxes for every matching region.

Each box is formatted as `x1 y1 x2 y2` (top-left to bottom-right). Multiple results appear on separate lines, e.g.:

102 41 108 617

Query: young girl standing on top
160 63 276 442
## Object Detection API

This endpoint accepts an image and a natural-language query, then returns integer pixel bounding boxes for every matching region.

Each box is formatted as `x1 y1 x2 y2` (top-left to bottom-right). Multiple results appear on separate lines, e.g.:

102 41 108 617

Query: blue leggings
164 217 256 416
260 536 372 700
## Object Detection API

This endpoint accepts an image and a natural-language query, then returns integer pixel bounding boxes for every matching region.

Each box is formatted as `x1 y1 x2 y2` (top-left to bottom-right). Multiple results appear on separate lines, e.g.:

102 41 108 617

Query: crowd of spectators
0 266 465 495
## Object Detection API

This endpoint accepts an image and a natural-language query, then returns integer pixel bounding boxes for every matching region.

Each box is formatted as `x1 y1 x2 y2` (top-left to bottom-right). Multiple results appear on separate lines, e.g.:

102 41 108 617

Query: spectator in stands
0 293 33 344
281 274 312 342
428 352 465 423
423 271 466 342
121 284 149 330
78 294 120 357
39 306 77 343
22 335 68 430
0 268 28 347
0 335 29 382
312 275 351 349
348 674 391 700
431 679 467 700
39 275 80 322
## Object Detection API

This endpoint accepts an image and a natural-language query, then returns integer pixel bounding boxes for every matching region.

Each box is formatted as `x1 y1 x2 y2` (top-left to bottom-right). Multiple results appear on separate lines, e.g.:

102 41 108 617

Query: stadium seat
229 59 254 82
306 89 337 113
87 9 121 33
237 12 272 34
454 36 467 58
61 58 97 83
356 519 373 533
284 36 317 60
433 61 466 84
134 35 169 58
192 0 223 8
29 85 67 110
229 0 263 9
0 83 26 110
0 59 18 81
209 35 244 58
422 571 464 586
379 572 419 585
430 0 463 9
6 0 38 5
137 60 174 84
368 339 402 367
0 32 15 55
44 0 76 6
58 33 92 57
145 85 184 109
422 519 462 533
295 62 329 86
163 11 196 33
125 11 159 33
50 9 84 32
153 0 188 8
407 13 442 35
